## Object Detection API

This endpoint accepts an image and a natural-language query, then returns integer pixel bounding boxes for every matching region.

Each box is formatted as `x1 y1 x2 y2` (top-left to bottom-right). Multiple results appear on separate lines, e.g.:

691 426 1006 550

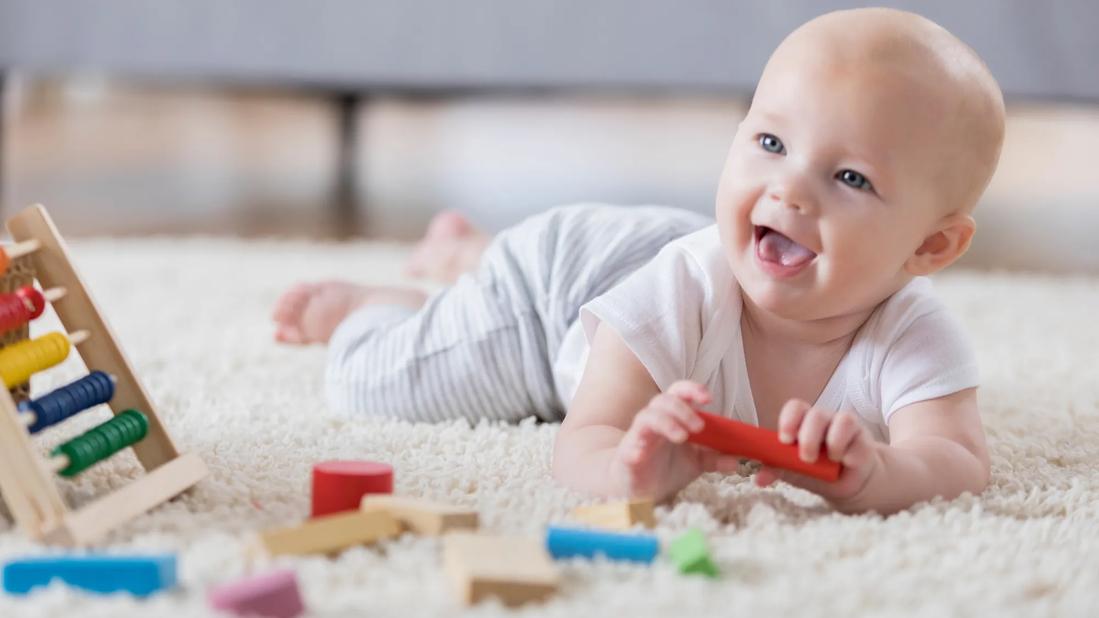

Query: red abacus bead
0 294 25 333
311 460 393 518
15 285 46 319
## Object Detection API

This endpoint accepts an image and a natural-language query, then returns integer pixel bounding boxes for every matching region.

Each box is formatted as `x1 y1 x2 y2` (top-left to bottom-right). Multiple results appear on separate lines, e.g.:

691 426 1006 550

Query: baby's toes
403 246 429 278
272 284 314 321
274 324 306 344
272 285 320 345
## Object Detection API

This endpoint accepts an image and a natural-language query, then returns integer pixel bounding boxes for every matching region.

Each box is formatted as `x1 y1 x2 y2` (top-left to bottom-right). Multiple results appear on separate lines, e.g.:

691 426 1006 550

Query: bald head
759 8 1006 213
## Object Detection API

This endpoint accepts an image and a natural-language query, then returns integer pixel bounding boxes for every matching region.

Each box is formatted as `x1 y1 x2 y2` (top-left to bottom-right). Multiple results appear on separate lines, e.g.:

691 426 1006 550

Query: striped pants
325 203 712 423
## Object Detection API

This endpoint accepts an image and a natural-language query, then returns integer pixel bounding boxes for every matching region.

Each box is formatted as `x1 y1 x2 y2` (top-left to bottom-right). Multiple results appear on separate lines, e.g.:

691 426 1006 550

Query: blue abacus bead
19 371 116 434
18 399 48 434
545 525 660 563
2 554 177 597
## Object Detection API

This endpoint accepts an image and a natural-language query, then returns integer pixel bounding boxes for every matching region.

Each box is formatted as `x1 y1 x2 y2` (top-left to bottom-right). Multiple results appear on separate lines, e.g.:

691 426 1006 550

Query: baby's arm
835 388 990 514
553 322 736 499
756 388 989 515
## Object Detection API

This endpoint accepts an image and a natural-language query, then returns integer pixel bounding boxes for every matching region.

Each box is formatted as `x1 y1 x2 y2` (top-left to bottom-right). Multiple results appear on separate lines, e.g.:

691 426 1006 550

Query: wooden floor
2 78 1098 271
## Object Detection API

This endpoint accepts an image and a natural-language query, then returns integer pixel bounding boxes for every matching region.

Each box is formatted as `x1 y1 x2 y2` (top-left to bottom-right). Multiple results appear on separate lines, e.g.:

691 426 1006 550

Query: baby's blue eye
837 169 873 191
758 133 785 154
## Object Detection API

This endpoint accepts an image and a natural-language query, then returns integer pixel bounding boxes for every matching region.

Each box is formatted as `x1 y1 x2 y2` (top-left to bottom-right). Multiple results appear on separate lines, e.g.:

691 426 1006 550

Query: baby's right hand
612 380 740 501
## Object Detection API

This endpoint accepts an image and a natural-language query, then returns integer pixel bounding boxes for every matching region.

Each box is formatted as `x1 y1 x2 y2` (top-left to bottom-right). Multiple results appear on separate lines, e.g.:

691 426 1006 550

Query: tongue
759 229 815 267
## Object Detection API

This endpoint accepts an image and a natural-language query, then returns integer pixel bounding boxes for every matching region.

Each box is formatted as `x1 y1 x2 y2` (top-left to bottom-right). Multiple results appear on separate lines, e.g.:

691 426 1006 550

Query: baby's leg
404 210 491 283
272 283 428 344
324 253 561 423
273 211 490 343
323 203 712 424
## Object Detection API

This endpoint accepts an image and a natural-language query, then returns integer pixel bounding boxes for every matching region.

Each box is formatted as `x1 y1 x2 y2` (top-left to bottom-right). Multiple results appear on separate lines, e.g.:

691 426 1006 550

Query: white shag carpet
0 237 1097 618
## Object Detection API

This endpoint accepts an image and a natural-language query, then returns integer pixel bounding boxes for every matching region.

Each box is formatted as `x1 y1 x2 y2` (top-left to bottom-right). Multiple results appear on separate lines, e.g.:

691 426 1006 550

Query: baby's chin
741 284 822 321
730 262 799 310
729 253 837 321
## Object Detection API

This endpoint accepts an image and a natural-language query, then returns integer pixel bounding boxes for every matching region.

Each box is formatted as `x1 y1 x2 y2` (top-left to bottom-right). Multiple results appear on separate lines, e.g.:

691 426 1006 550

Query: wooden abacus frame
0 204 208 545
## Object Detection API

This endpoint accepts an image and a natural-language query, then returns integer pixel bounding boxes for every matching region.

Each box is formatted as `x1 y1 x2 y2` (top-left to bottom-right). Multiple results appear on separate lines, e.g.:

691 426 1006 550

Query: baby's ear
904 212 976 276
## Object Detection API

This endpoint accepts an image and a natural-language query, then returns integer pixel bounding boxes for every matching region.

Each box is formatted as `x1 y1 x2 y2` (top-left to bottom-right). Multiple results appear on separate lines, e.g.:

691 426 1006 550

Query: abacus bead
15 285 46 319
0 333 70 388
22 371 116 434
0 294 26 333
52 410 148 476
311 460 393 518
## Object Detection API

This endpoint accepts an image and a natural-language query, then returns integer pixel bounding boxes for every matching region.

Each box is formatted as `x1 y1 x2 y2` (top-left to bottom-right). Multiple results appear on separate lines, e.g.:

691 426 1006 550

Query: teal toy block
667 529 719 577
3 554 177 597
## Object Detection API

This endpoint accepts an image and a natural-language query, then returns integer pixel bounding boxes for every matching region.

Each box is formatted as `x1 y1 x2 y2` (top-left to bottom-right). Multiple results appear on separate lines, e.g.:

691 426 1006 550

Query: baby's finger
777 399 811 444
755 465 782 487
824 411 862 462
699 449 740 474
841 427 878 470
639 407 689 443
654 394 705 433
797 406 834 463
667 380 713 406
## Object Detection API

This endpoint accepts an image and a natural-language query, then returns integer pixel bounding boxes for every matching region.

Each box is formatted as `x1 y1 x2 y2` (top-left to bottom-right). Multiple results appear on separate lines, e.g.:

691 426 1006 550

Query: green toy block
667 528 719 578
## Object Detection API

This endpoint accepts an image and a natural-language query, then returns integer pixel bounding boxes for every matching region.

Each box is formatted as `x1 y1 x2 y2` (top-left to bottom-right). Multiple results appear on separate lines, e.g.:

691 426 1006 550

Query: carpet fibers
0 237 1097 617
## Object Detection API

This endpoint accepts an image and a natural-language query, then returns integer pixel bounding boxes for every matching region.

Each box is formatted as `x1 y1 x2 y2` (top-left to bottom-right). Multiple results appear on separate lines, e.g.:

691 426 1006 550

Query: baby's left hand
754 399 882 504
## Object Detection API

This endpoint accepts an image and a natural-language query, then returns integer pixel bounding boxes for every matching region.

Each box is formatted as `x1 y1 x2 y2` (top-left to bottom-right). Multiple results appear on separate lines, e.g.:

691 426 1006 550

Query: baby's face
715 46 959 322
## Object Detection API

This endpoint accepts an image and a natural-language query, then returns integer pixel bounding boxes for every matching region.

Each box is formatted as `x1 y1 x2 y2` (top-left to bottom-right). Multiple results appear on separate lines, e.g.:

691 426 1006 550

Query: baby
273 8 1005 515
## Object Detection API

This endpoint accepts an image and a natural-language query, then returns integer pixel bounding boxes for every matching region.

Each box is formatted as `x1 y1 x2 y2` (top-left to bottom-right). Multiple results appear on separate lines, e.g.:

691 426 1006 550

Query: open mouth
753 225 817 276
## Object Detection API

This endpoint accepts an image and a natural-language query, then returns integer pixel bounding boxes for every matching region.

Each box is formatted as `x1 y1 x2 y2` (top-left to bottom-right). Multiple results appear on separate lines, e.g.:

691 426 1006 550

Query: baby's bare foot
272 281 427 345
404 210 491 284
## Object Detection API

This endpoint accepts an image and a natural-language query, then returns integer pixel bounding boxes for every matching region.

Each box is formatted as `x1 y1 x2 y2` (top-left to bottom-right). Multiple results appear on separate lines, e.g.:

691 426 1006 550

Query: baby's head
716 8 1005 322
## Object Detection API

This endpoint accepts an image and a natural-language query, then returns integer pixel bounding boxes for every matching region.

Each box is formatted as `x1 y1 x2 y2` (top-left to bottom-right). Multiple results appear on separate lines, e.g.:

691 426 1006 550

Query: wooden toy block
570 499 655 530
444 533 559 607
545 525 660 563
2 554 177 597
688 410 841 482
0 205 207 545
360 495 479 535
258 509 400 556
207 569 305 618
311 460 393 518
667 528 719 578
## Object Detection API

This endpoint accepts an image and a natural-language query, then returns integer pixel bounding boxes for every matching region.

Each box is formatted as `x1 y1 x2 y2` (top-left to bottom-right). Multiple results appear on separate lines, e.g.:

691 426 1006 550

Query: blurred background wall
1 0 1097 272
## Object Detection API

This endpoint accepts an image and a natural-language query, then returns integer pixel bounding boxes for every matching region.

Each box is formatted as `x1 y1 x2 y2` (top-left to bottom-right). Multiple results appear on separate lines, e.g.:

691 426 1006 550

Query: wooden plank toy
687 410 841 482
569 499 655 530
443 533 559 607
360 495 478 535
2 554 177 597
207 569 305 618
545 525 659 563
311 460 393 517
667 528 719 578
0 204 207 546
257 509 399 557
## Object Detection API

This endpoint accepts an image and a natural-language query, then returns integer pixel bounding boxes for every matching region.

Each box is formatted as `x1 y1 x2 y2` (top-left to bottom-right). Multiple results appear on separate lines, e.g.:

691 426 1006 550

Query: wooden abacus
0 204 208 545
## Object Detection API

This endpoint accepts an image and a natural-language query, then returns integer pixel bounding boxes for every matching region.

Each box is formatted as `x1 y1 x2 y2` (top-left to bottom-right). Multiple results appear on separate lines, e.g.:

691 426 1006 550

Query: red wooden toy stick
687 410 841 482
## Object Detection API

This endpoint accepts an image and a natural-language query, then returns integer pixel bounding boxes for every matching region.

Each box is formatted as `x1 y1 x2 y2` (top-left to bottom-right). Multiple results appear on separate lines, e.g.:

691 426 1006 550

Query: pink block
208 569 305 618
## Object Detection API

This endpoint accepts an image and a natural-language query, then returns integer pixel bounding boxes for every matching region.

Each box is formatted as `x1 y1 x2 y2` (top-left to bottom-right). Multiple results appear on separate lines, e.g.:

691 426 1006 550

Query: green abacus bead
51 410 149 477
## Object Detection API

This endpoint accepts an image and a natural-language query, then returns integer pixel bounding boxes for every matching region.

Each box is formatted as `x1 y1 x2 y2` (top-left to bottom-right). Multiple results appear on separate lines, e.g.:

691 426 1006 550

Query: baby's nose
768 188 814 215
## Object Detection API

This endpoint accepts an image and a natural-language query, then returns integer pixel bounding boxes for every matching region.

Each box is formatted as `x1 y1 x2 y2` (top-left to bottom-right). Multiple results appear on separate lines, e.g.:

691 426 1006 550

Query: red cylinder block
688 410 841 482
311 460 393 518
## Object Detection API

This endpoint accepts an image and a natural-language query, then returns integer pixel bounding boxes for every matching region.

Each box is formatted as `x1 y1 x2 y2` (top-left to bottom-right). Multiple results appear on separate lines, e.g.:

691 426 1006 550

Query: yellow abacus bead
0 332 71 388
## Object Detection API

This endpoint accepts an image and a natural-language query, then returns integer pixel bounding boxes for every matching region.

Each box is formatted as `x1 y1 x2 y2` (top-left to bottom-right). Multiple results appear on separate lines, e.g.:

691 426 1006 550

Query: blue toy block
545 525 659 563
3 554 177 597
